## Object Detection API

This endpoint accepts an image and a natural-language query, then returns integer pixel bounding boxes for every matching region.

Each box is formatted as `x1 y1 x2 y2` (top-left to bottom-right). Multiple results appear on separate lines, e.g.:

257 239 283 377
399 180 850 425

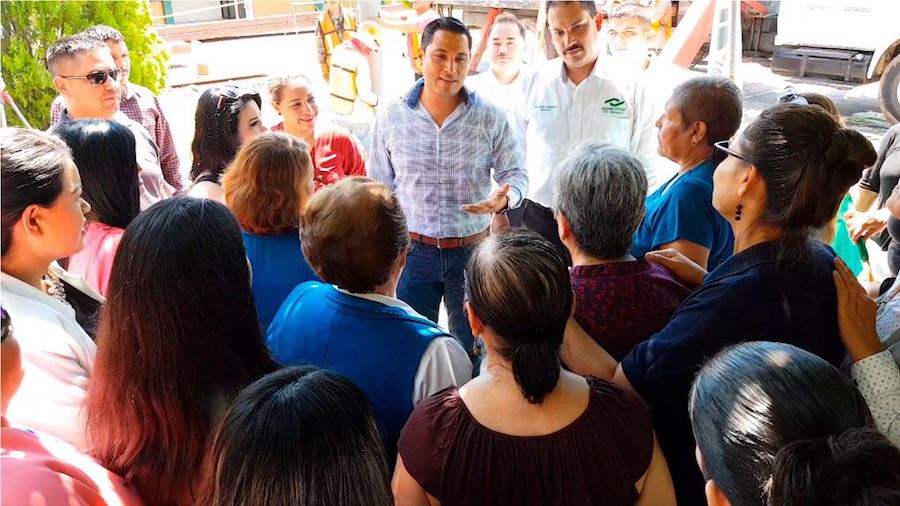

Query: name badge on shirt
535 105 559 113
600 97 629 119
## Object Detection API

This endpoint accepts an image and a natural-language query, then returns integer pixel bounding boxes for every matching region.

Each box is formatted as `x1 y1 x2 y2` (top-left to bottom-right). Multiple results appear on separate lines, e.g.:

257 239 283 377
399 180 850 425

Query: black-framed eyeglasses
59 69 120 86
714 140 749 163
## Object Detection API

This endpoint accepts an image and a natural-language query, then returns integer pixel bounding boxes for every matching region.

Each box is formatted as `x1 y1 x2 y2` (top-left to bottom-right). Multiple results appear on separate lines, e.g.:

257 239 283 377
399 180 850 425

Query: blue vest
242 231 318 333
266 282 449 457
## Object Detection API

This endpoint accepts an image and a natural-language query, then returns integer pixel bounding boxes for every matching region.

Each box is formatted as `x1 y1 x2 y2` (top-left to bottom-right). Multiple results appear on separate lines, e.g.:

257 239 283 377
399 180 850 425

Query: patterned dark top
571 259 691 361
398 378 654 506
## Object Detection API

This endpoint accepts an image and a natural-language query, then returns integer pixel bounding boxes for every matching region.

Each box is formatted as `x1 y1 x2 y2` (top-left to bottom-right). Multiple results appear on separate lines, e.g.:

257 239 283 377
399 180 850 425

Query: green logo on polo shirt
601 97 628 118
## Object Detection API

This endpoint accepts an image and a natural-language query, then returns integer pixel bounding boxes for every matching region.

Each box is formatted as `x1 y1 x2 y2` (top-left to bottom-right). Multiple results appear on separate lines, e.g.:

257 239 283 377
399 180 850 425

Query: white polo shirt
511 55 663 207
465 68 527 122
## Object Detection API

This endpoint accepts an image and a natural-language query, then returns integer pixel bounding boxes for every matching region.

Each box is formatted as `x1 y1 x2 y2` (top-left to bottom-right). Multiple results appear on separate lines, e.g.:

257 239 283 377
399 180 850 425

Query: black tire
880 54 900 125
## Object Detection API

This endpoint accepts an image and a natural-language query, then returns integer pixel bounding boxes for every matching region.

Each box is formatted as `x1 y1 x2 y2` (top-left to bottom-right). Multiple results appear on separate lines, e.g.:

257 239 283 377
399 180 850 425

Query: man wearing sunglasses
47 34 175 206
49 25 182 194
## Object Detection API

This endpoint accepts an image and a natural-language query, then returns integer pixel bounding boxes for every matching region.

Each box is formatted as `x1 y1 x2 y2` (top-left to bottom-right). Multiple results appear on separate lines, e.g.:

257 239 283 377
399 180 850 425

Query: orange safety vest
319 8 357 61
329 47 363 116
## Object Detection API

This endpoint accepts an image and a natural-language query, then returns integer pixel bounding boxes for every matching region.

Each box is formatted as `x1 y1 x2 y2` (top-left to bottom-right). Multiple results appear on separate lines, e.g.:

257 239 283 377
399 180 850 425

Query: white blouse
1 270 97 450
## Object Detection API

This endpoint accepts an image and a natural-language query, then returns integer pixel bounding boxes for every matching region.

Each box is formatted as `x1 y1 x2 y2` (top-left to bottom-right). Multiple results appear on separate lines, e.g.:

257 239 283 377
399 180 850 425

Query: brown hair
493 12 526 39
301 177 409 293
799 92 843 125
670 75 743 147
222 133 313 235
740 104 876 254
267 74 311 106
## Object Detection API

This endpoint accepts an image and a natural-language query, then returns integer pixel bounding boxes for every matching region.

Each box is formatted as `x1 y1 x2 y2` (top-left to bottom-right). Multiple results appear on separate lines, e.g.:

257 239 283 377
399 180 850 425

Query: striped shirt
369 80 527 238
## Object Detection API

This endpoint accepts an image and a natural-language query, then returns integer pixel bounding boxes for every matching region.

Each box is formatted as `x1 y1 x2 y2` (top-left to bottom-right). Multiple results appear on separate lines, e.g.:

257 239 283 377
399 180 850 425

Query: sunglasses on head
215 86 261 111
60 68 120 86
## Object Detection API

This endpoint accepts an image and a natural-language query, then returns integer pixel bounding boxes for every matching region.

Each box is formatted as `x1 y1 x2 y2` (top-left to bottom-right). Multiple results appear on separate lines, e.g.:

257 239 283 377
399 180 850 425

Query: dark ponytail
740 104 876 262
465 230 572 404
767 428 900 506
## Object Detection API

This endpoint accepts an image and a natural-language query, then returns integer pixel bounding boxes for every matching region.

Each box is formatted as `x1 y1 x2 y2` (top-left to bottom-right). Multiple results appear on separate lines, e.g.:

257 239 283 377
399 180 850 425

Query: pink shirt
1 426 142 506
68 222 125 296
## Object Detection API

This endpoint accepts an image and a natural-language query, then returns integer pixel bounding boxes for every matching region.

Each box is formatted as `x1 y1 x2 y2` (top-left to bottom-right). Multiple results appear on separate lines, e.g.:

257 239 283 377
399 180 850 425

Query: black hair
46 33 107 76
421 17 473 52
1 306 10 343
465 230 572 404
547 1 598 18
1 128 72 256
86 197 278 505
199 365 392 506
189 85 262 183
83 24 125 43
690 342 900 506
739 104 876 261
52 120 140 230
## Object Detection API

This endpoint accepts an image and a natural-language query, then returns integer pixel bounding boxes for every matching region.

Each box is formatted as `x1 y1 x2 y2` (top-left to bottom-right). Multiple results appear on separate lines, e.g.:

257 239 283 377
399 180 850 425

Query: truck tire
881 54 900 125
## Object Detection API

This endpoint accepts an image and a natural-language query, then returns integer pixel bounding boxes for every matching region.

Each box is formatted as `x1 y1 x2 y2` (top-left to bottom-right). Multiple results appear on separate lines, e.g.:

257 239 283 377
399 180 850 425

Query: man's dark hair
421 17 472 52
547 1 598 18
46 33 106 76
83 24 125 43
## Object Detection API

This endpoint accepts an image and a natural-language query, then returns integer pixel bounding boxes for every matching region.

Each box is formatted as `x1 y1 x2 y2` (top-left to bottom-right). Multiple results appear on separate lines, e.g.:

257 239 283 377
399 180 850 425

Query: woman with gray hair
631 75 742 270
555 141 690 361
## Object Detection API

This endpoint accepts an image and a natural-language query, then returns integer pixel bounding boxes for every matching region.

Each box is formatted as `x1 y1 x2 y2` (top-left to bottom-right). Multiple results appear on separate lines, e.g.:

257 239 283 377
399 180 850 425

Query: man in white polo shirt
510 0 660 253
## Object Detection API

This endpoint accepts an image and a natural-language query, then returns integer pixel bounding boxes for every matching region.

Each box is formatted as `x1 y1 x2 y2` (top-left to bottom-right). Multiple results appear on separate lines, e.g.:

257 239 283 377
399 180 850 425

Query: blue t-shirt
242 231 318 332
631 159 734 270
621 240 845 506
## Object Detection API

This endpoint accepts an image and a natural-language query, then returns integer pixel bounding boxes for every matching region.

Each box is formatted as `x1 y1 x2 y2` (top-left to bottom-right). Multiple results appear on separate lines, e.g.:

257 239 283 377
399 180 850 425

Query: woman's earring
735 203 743 221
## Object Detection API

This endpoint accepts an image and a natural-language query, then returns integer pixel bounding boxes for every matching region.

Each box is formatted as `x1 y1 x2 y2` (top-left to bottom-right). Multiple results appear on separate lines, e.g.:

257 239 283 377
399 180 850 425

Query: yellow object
409 31 423 74
328 43 379 117
329 49 361 116
318 8 358 65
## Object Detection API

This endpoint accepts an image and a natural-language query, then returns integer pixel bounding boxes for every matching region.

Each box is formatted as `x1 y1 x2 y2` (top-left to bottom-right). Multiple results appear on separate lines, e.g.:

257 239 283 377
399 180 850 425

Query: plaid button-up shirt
51 83 183 191
369 81 527 239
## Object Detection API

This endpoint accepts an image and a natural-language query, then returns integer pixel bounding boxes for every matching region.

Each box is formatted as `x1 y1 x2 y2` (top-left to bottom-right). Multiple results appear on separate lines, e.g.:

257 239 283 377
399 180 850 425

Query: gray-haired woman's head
554 141 647 259
669 75 743 148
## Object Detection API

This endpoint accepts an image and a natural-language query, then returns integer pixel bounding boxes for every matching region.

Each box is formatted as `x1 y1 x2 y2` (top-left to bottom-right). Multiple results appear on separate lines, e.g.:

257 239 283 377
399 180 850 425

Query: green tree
1 0 168 129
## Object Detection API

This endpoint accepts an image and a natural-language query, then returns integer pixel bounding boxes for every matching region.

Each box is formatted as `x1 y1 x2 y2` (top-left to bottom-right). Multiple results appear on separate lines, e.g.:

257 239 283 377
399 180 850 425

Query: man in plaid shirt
50 25 183 193
369 17 527 359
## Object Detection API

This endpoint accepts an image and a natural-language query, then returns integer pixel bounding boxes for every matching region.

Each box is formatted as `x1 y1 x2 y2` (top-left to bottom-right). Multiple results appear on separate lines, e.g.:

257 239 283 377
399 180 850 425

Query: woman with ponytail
690 341 900 506
393 230 675 506
563 103 879 505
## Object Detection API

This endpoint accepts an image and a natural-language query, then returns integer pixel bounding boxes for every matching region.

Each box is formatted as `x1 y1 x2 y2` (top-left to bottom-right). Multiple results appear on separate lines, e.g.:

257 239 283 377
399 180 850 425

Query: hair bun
767 428 900 505
823 128 877 190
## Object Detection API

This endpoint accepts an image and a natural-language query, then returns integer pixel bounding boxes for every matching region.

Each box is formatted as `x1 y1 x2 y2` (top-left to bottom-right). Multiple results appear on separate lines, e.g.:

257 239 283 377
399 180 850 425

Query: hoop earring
735 203 743 221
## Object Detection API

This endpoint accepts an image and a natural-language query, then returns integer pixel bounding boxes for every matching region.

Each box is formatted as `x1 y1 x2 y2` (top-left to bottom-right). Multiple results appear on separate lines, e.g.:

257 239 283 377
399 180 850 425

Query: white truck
775 0 900 123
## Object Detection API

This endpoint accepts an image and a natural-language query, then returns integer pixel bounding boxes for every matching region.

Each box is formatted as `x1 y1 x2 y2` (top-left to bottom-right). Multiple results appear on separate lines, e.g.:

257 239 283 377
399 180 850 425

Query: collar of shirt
554 49 613 86
404 78 474 109
332 285 425 319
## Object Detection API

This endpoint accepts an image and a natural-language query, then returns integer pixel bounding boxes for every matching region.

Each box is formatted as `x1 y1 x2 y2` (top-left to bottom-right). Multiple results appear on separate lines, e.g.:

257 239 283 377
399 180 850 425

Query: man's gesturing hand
463 183 510 214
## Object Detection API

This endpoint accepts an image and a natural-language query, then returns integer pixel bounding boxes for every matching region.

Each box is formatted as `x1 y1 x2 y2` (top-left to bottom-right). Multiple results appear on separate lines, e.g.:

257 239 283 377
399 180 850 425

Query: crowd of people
2 1 900 505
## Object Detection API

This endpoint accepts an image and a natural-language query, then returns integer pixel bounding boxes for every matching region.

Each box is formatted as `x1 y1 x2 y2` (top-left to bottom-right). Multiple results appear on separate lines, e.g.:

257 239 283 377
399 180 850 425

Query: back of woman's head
1 128 72 256
466 230 572 404
200 366 392 506
689 341 897 506
53 119 140 229
222 132 313 234
768 427 900 506
191 85 262 181
740 104 876 243
86 197 276 505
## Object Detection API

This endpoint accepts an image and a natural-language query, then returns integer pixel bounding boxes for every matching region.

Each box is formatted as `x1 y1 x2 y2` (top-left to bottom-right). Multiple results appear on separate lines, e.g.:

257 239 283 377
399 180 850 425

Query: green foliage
1 0 168 129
